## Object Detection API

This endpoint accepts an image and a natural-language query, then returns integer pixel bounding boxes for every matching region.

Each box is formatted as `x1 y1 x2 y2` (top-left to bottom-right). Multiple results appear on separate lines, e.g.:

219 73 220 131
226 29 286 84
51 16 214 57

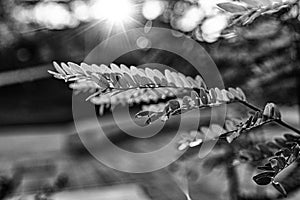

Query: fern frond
135 87 247 124
49 62 208 111
176 102 283 151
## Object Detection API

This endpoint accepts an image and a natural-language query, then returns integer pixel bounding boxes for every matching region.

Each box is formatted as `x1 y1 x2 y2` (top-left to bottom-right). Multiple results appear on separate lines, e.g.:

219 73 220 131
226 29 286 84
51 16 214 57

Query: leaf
253 172 275 185
217 2 248 13
68 62 86 75
178 73 192 88
80 63 92 75
135 110 155 118
281 148 292 157
91 64 104 74
178 142 189 151
240 0 262 8
226 131 240 143
228 87 239 99
287 145 300 164
48 70 62 78
225 120 236 131
215 88 224 101
53 62 66 75
152 69 165 80
226 90 235 100
168 100 181 111
183 96 193 108
210 124 226 138
201 127 213 139
145 112 163 125
236 87 246 101
100 64 113 74
117 75 130 88
110 63 123 74
189 139 202 147
145 68 157 83
170 108 188 116
139 69 154 85
165 69 176 86
243 10 262 25
257 163 274 171
221 89 230 102
130 66 142 83
270 156 286 171
274 138 287 148
284 134 299 142
195 75 207 89
209 88 217 103
90 73 109 89
263 103 272 118
191 91 200 106
171 72 185 87
242 115 252 129
123 73 137 87
251 112 259 125
186 76 198 88
61 63 73 75
293 145 300 159
110 73 122 88
276 157 287 169
272 181 287 197
120 64 131 74
199 88 208 104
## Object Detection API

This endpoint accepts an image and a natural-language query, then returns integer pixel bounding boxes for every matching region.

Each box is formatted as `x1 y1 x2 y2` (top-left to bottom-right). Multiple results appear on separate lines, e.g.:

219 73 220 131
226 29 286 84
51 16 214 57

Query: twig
238 100 300 135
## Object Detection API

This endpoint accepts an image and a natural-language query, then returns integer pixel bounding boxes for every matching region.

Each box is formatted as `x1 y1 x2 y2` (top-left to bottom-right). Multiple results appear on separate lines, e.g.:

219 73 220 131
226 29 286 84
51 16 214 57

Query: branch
238 100 300 135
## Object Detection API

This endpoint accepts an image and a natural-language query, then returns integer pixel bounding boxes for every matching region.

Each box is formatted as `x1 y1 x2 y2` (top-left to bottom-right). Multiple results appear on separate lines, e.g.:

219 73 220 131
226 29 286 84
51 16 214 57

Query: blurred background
0 0 299 199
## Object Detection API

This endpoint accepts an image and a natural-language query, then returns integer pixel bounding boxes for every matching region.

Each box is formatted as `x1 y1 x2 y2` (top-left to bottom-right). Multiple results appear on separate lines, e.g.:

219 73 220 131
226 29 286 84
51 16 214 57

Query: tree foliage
47 1 300 199
49 60 300 198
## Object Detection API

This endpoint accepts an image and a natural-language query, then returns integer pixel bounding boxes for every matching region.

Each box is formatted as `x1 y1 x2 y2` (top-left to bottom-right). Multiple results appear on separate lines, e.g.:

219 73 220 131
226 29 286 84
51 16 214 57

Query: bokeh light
71 0 90 22
201 14 228 42
142 0 166 20
176 6 205 32
34 2 75 29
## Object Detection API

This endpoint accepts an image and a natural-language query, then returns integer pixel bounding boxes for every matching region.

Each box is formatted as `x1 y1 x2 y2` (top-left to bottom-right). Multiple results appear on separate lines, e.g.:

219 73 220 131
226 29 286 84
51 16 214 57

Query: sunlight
91 0 134 24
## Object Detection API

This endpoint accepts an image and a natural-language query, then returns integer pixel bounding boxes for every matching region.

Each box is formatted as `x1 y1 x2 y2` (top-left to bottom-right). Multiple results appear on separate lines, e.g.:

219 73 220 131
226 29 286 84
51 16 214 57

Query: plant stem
219 119 274 139
238 100 300 135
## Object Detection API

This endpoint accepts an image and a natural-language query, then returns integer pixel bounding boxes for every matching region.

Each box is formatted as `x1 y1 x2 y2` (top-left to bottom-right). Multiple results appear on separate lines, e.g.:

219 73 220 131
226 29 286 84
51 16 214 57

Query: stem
238 100 261 112
220 119 274 139
238 100 300 135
